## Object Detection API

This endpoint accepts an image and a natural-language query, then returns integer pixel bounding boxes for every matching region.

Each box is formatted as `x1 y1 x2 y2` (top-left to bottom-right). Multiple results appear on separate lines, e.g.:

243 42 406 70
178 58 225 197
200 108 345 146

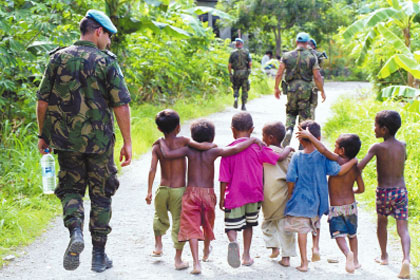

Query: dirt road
1 82 409 279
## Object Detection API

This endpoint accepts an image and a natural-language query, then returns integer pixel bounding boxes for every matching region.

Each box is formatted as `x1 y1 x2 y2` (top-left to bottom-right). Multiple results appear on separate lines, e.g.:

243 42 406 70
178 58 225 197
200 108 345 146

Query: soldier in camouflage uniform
228 38 252 111
308 38 327 119
274 32 326 147
36 10 132 273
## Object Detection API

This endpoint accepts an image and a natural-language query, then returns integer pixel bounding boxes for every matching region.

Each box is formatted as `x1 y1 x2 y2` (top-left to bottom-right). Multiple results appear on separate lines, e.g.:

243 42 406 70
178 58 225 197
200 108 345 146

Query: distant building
196 0 231 40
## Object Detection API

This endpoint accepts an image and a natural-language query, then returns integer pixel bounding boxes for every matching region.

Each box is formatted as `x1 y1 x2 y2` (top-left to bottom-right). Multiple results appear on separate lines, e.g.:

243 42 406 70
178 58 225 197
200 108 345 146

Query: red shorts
376 187 408 220
178 187 217 242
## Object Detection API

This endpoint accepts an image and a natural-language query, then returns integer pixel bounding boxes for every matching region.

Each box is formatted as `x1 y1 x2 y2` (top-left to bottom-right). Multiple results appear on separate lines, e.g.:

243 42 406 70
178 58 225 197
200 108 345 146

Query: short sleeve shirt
285 150 340 218
37 40 131 153
219 138 280 209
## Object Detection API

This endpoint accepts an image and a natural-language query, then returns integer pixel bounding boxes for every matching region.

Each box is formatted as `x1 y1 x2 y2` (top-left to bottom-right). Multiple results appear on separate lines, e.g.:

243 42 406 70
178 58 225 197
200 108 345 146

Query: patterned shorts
376 187 408 220
224 202 261 232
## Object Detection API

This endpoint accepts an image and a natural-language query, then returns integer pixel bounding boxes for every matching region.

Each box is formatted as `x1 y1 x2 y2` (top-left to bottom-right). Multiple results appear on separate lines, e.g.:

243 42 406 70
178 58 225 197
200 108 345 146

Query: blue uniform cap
309 38 317 48
86 9 117 34
235 38 244 44
296 32 310 43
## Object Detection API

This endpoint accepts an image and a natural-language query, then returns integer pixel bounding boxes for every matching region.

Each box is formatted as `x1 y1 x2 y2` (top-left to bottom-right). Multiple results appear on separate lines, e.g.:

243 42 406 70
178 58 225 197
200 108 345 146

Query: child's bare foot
202 246 212 262
278 257 290 267
398 260 410 279
190 261 201 275
175 260 189 270
311 249 321 262
270 248 280 258
242 258 254 266
345 252 355 274
354 260 361 269
296 262 308 272
374 254 389 265
152 250 163 257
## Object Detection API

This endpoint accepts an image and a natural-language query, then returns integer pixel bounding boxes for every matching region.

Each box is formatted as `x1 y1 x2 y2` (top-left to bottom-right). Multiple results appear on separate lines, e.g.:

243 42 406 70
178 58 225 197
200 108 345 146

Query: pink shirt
219 138 281 209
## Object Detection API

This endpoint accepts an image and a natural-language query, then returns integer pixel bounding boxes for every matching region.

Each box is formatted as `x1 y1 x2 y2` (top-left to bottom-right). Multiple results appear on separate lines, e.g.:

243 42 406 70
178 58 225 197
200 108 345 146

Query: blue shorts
328 214 357 239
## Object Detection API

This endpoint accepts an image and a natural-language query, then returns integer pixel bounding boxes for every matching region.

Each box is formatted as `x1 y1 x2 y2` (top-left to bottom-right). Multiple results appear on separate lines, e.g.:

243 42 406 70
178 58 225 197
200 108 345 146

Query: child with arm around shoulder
297 128 365 274
357 110 410 279
285 121 357 273
158 119 262 274
260 121 297 267
219 112 294 269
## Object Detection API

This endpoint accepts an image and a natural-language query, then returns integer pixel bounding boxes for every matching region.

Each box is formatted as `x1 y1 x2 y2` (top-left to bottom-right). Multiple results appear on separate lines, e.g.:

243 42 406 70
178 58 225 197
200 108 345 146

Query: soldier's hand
120 143 132 167
321 91 326 103
38 138 49 154
274 88 281 99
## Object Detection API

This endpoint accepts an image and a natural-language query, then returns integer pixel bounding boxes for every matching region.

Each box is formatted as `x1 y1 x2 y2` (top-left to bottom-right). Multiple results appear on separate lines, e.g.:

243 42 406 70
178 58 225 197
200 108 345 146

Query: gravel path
1 82 409 280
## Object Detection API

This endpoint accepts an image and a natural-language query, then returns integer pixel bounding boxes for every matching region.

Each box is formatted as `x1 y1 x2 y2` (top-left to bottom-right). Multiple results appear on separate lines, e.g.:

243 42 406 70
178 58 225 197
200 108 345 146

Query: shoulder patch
48 46 64 56
102 49 117 59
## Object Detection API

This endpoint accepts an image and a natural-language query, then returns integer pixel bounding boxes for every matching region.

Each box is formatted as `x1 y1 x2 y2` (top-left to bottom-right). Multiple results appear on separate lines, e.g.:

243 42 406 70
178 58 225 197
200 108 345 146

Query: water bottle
41 148 56 194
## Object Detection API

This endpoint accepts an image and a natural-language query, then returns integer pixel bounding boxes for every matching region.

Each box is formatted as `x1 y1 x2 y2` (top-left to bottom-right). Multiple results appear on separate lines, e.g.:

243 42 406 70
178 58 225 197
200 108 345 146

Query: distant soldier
274 32 326 147
36 10 132 273
228 38 252 111
308 38 328 119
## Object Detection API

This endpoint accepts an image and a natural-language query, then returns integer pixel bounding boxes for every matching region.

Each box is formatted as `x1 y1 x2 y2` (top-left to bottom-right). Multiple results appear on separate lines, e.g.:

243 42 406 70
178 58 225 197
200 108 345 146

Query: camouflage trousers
285 88 313 130
232 72 250 103
311 88 318 119
55 142 119 249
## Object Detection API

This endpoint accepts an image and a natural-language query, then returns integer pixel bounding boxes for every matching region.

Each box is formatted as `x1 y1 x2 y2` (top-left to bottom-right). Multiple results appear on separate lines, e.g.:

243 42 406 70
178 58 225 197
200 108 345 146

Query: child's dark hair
263 121 286 143
300 120 321 141
375 110 401 136
190 119 215 143
337 134 361 159
231 112 253 132
155 109 180 134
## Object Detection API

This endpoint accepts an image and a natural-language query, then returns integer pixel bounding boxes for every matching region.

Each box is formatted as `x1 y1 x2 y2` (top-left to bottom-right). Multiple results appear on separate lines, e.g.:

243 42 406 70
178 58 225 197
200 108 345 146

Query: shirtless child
147 109 213 270
358 110 410 279
297 129 364 273
158 119 262 274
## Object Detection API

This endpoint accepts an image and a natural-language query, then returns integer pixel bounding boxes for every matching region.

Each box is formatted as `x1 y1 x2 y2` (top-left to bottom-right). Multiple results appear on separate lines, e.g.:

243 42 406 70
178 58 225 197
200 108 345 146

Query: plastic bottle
41 148 56 194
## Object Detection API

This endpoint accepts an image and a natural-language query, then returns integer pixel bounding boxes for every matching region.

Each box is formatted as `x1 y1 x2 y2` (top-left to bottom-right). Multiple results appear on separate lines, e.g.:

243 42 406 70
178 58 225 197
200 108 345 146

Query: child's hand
219 197 225 211
152 137 164 147
252 137 265 149
285 146 295 153
296 127 312 140
145 192 153 205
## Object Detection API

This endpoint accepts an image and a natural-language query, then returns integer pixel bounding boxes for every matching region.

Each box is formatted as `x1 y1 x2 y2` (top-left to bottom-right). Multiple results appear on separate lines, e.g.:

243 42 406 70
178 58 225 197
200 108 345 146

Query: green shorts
224 202 262 232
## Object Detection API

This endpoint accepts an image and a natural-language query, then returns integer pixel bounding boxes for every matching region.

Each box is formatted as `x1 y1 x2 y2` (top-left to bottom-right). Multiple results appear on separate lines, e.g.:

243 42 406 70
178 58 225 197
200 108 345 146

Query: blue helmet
309 38 317 49
86 9 117 34
296 32 310 43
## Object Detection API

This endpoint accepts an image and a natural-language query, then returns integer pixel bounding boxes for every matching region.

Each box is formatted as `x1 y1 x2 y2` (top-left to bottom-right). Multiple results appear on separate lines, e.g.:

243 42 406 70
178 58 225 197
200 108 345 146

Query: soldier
308 38 327 119
36 10 132 273
228 38 252 111
274 32 326 147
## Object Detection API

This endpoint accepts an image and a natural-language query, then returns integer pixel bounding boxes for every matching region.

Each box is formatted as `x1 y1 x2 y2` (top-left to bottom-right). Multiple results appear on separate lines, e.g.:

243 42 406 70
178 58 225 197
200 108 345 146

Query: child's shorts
284 216 320 235
224 202 262 232
328 202 358 239
376 187 408 220
178 186 216 242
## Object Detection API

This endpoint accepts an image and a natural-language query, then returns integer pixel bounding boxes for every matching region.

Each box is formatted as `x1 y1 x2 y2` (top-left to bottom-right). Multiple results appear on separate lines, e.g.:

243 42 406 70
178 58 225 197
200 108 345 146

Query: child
219 112 294 268
260 121 297 267
146 109 213 270
297 128 365 273
358 110 410 279
284 120 357 272
158 119 262 274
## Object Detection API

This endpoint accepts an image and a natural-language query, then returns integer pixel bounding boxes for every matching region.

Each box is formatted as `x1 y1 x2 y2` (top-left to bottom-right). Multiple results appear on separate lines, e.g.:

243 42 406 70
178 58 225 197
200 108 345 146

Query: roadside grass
0 76 270 266
323 93 420 276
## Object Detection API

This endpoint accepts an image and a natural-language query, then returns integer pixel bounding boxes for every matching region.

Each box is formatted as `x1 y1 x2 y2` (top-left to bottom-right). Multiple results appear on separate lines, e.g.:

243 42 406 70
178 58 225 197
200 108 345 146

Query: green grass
323 92 420 276
0 76 270 266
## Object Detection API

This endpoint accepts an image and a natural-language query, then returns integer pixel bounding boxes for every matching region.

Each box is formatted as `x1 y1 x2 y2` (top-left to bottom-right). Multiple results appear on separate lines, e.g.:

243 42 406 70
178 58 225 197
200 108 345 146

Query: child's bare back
329 162 363 206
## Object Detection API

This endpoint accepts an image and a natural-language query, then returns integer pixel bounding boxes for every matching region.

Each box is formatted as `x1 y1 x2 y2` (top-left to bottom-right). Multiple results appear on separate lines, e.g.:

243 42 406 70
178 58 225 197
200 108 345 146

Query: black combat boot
241 97 247 111
233 97 238 109
91 247 113 273
282 128 293 147
63 228 84 271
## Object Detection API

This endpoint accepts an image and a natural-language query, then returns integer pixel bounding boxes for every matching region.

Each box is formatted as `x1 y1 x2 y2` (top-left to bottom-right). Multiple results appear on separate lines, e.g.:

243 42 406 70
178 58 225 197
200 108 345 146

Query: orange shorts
178 186 217 242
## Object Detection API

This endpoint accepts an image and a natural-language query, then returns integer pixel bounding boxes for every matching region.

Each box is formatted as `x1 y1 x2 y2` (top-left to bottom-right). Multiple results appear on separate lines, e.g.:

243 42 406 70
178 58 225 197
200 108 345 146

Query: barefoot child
358 110 410 279
219 112 294 268
284 120 357 272
260 122 297 266
297 129 365 273
158 119 262 274
147 109 212 270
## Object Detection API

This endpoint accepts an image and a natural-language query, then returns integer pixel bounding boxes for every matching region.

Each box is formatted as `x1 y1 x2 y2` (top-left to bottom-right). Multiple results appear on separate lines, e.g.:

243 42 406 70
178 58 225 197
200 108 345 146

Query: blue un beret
309 38 317 48
86 9 117 34
235 38 244 44
296 32 310 43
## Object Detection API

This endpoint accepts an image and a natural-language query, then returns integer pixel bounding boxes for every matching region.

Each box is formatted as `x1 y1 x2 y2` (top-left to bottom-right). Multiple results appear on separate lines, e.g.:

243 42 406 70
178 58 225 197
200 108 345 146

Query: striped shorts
224 202 262 232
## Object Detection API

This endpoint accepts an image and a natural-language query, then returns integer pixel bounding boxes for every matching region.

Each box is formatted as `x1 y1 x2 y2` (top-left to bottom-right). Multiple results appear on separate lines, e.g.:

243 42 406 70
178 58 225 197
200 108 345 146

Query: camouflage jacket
229 48 252 72
310 49 325 67
281 46 319 84
37 40 131 153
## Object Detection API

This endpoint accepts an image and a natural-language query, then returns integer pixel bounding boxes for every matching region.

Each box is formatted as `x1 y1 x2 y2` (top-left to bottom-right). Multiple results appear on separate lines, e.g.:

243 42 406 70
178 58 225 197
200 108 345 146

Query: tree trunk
274 21 282 56
403 25 416 87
